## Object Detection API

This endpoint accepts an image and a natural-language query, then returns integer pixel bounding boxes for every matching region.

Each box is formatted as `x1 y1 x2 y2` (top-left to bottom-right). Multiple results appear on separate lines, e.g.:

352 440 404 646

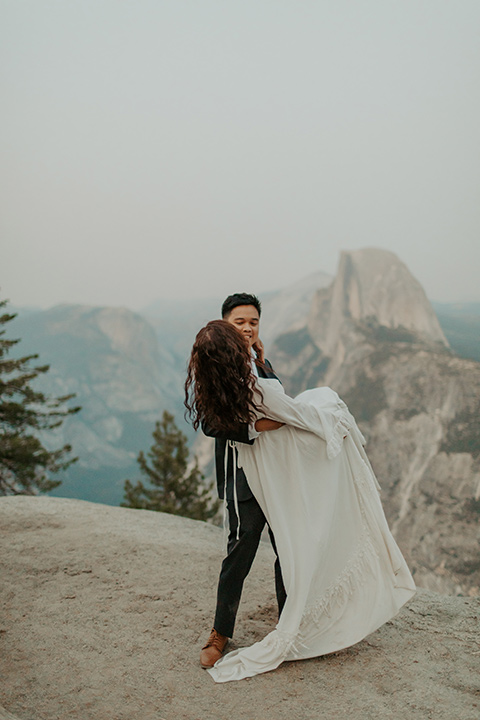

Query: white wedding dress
208 378 416 683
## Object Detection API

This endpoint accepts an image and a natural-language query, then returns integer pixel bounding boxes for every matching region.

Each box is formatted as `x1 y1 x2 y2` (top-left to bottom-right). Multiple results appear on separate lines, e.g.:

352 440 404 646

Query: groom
200 292 287 668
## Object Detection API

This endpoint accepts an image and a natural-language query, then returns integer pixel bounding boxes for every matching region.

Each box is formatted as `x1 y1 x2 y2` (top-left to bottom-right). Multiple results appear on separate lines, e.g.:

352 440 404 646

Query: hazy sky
2 0 479 310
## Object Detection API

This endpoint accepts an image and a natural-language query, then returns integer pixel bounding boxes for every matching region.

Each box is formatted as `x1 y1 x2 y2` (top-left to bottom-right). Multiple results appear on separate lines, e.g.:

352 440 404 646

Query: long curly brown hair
184 320 261 434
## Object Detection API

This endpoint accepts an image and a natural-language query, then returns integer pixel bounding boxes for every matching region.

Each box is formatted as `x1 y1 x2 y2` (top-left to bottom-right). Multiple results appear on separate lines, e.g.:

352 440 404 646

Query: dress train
208 379 415 683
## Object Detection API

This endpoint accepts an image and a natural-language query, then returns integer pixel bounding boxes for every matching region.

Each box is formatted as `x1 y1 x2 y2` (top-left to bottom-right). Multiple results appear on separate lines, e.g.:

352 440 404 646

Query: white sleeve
248 421 261 440
257 382 354 459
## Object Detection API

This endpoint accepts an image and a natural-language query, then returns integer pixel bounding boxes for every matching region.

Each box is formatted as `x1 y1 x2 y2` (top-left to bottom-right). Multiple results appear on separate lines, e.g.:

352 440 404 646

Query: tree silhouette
122 410 219 521
0 300 81 494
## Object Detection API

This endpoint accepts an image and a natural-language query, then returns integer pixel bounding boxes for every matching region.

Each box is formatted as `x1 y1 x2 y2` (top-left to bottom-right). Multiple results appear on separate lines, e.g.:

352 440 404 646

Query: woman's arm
256 386 321 434
257 382 353 458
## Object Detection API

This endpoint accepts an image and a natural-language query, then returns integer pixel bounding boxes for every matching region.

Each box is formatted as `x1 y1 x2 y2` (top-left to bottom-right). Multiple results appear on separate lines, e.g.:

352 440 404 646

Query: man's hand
252 338 265 364
255 418 285 432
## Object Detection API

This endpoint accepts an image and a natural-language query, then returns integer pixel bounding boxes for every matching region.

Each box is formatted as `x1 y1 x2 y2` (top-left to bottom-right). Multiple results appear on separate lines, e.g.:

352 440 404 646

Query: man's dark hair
221 293 261 319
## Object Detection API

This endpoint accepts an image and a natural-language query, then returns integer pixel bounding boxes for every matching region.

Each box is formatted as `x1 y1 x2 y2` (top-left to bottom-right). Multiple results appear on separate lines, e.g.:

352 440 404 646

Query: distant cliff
270 249 480 597
14 305 184 505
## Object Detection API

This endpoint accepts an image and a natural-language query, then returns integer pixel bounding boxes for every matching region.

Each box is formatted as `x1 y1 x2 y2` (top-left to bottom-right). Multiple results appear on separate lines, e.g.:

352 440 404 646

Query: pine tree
122 411 219 521
0 300 81 495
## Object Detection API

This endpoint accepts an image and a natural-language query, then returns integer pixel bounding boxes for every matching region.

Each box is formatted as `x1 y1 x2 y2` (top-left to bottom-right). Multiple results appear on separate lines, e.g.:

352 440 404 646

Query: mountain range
7 249 480 596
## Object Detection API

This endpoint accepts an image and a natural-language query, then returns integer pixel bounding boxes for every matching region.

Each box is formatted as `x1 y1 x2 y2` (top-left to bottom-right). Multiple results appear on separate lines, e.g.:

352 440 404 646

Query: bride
185 320 415 683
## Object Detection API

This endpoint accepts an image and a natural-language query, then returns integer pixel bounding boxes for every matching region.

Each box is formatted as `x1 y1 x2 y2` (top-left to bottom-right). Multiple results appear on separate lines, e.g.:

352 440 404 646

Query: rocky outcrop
270 249 480 597
308 248 447 356
1 497 478 720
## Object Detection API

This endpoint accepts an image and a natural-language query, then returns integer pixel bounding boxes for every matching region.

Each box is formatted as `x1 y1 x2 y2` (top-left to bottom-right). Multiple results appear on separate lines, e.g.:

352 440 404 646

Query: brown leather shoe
200 628 228 669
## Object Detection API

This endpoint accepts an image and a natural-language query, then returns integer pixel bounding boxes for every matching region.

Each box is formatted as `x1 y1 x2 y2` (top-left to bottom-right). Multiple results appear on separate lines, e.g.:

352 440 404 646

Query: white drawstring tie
224 440 241 544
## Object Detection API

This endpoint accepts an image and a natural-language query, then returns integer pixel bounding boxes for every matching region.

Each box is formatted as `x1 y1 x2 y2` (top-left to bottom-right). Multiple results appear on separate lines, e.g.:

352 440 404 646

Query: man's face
225 305 260 349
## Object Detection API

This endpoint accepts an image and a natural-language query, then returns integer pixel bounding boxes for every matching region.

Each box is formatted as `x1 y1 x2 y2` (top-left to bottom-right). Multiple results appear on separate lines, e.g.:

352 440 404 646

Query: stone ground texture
1 497 479 720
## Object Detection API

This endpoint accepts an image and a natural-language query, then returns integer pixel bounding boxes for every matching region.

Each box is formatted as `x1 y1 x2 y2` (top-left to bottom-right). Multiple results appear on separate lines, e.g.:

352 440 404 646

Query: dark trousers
213 495 287 638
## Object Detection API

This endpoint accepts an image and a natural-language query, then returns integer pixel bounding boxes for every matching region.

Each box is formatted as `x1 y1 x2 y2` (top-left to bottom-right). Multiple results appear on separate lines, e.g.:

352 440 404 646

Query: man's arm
201 417 284 443
255 419 285 431
201 419 253 445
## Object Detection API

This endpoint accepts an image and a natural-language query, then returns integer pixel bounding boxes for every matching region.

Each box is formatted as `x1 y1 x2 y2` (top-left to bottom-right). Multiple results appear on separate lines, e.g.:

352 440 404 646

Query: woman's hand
252 338 265 364
255 418 285 432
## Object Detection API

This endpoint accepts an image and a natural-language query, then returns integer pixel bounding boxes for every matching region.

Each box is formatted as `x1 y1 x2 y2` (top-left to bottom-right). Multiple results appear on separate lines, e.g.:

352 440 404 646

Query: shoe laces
203 629 226 650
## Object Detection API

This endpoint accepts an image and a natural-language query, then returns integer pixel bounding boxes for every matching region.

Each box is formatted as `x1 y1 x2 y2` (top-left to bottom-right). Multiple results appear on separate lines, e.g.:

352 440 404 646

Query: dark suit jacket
202 359 280 502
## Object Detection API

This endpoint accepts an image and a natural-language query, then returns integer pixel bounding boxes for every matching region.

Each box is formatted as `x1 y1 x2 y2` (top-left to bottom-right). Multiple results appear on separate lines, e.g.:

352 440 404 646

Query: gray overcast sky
1 0 479 310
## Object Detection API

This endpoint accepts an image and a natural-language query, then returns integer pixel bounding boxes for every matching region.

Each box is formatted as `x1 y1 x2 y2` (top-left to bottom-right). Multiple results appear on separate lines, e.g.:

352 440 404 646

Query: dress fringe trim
302 532 380 626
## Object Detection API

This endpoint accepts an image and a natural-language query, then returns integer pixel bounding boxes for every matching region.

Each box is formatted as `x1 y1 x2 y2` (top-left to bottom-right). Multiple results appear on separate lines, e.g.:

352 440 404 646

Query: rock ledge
1 497 479 720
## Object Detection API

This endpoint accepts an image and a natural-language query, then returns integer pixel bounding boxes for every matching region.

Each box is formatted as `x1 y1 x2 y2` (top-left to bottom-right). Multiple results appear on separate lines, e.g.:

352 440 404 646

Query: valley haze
6 249 480 601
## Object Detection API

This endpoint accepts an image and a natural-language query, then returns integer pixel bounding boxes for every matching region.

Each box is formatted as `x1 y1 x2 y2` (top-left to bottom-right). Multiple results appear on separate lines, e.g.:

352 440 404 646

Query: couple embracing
185 293 415 684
